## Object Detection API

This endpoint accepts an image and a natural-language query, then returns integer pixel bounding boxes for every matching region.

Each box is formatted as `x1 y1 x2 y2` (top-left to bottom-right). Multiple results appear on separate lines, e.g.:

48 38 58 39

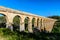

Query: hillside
0 28 37 40
0 28 60 40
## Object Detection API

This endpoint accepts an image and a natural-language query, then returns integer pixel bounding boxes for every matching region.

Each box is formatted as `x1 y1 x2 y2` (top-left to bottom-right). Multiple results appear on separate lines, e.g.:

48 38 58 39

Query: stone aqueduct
0 6 56 33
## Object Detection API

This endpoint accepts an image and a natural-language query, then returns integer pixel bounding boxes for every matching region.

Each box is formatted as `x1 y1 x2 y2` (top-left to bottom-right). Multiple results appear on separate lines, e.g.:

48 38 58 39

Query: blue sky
0 0 60 17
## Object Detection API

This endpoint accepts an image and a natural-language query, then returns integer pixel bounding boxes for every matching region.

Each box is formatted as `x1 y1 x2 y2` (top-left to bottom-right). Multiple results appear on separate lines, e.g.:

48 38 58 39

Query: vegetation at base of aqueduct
0 16 60 40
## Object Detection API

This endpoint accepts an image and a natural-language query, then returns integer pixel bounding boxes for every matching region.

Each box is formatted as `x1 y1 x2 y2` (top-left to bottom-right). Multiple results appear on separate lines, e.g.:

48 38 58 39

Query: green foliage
0 28 36 40
0 28 18 40
32 18 35 25
0 16 6 23
0 28 60 40
13 16 20 26
24 17 29 24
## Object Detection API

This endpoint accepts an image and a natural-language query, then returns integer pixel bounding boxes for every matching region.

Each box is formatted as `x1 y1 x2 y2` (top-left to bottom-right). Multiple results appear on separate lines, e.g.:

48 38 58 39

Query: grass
0 28 36 40
0 28 60 40
0 28 18 40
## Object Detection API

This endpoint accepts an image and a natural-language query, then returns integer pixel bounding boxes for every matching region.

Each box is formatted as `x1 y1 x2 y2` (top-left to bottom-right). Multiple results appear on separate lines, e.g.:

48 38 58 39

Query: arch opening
32 18 35 30
24 17 29 32
13 15 20 31
0 13 7 28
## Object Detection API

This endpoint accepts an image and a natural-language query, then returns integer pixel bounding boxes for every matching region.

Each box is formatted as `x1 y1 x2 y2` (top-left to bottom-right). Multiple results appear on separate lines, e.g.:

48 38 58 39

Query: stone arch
24 17 30 32
32 18 35 30
0 13 8 28
13 15 21 31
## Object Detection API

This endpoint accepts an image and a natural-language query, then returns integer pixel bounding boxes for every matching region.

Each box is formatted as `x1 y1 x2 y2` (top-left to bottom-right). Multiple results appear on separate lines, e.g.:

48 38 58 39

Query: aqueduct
0 6 57 33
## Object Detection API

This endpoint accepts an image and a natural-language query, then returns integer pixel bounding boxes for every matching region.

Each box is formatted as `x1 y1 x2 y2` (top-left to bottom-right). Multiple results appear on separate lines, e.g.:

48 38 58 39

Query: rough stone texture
0 6 57 32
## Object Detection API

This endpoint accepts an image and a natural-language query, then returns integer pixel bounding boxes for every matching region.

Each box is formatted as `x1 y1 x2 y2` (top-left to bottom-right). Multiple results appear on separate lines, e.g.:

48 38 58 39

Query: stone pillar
6 15 13 31
20 18 25 32
40 19 42 31
43 19 45 30
6 22 13 31
44 20 49 32
41 19 44 31
39 19 41 31
34 18 37 28
28 18 33 33
37 19 41 30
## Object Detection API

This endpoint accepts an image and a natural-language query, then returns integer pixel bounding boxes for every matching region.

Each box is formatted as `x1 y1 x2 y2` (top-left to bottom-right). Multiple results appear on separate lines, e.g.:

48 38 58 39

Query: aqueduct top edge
0 6 57 21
